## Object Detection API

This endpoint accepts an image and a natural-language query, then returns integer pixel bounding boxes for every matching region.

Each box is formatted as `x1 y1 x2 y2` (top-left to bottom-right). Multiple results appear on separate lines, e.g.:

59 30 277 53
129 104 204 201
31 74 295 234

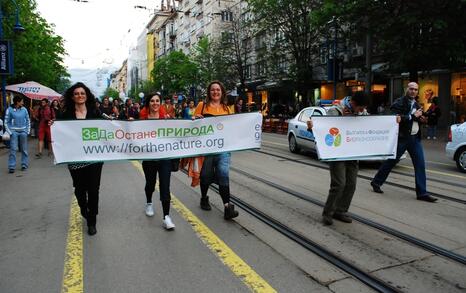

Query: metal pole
365 33 372 95
0 3 6 111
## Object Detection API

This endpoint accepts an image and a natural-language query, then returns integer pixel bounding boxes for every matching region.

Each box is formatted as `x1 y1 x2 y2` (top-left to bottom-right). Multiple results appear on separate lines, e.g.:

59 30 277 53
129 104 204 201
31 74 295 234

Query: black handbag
171 158 180 172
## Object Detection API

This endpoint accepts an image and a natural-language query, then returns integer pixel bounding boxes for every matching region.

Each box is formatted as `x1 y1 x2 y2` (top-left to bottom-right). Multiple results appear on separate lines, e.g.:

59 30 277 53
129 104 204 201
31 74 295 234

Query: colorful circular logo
325 127 341 147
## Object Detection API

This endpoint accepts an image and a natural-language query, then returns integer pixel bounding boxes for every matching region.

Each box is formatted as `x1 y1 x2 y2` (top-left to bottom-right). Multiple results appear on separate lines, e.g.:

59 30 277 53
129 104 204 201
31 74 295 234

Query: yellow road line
397 164 466 179
132 161 276 293
62 197 83 293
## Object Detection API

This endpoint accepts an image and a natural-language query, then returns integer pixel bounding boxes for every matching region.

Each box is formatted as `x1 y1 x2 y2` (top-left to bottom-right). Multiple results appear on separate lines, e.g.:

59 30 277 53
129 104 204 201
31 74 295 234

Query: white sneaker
433 136 437 140
145 203 154 217
427 136 431 140
163 215 175 230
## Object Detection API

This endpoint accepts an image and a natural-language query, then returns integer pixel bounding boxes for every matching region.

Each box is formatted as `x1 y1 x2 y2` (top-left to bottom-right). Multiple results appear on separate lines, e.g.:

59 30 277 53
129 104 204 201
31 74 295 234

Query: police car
446 122 466 173
287 106 327 153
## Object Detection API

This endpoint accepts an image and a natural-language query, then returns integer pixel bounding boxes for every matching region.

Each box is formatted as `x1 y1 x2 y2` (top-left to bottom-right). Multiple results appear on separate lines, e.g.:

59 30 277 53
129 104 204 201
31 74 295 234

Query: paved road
1 134 465 293
0 140 325 293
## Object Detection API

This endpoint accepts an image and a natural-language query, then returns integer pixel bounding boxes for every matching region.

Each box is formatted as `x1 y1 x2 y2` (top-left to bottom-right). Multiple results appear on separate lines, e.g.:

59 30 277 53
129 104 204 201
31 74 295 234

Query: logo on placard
325 127 341 147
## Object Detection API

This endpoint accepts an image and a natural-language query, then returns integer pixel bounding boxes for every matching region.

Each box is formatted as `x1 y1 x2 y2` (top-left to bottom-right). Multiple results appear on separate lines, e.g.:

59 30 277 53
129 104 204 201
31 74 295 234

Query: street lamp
0 0 25 111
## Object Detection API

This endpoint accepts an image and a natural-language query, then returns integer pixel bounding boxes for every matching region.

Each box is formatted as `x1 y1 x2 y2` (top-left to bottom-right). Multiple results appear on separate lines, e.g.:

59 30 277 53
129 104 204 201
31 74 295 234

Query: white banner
51 113 262 164
312 116 399 161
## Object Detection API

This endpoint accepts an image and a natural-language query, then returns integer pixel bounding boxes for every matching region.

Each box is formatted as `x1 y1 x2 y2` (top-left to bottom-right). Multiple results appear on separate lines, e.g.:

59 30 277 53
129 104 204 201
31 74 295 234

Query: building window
255 33 266 50
221 10 233 22
221 32 234 44
244 64 251 79
256 61 266 77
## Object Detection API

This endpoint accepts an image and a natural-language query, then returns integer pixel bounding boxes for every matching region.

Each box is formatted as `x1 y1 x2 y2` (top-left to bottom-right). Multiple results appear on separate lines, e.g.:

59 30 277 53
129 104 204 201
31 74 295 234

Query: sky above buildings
36 0 158 96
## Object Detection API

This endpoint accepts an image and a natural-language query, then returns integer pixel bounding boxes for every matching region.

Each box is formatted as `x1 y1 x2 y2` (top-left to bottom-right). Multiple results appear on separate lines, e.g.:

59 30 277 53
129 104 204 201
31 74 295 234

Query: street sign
0 40 13 76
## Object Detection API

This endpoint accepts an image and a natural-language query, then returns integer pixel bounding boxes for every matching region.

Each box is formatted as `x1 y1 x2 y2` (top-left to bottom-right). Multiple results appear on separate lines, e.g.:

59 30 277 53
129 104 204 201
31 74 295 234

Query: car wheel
455 147 466 173
289 134 300 153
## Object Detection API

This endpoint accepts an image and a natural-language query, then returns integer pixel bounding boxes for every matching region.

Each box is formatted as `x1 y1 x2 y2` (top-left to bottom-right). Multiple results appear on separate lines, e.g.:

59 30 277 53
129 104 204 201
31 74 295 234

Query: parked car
446 122 466 173
287 106 327 153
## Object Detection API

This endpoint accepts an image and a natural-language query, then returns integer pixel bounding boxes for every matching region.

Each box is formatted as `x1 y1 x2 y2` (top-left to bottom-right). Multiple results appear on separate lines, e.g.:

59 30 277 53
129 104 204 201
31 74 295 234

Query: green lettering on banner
88 128 99 140
207 125 214 134
166 128 174 136
199 126 207 136
107 132 114 139
82 128 97 141
99 130 108 141
157 128 165 137
183 128 191 136
174 128 183 136
191 127 200 136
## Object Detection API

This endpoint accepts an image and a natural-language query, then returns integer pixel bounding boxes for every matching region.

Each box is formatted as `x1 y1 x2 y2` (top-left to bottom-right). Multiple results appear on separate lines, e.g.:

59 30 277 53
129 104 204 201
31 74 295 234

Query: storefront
450 72 466 124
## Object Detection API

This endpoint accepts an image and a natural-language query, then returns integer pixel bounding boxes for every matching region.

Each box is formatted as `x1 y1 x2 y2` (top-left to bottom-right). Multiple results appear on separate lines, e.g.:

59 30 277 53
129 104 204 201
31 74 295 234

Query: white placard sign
51 113 262 164
312 116 399 161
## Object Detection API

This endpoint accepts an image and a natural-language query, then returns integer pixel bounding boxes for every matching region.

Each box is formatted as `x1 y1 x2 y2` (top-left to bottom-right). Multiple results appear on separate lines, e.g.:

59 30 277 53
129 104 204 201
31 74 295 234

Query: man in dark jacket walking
371 82 437 202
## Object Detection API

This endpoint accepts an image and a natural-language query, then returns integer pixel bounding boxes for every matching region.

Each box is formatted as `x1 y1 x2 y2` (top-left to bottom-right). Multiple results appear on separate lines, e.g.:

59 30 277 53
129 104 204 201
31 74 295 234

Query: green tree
247 0 323 98
151 50 197 95
3 0 69 90
103 87 119 100
192 36 237 96
314 0 466 81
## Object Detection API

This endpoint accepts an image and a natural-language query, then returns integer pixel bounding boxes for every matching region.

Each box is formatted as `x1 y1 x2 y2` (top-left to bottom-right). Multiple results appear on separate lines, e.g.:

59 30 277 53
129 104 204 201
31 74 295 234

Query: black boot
200 196 212 210
87 214 97 236
224 203 239 220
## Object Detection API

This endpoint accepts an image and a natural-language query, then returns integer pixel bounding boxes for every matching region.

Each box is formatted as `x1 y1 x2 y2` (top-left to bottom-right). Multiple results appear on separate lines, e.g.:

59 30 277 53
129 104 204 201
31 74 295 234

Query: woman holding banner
194 81 239 220
62 82 103 236
140 93 175 230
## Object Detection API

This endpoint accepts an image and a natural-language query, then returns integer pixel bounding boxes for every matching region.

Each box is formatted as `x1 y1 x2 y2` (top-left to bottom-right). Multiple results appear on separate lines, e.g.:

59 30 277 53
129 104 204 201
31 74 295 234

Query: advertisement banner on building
51 113 262 164
0 40 13 75
312 116 399 161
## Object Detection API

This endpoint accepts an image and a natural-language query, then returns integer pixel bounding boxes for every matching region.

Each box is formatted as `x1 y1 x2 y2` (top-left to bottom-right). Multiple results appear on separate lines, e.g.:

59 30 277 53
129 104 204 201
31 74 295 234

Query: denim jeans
372 135 427 197
427 126 437 138
201 152 231 186
8 130 28 170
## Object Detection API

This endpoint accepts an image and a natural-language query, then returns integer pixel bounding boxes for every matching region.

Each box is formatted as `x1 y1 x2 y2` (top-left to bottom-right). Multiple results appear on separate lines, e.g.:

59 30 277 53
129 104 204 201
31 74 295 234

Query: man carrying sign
308 92 369 226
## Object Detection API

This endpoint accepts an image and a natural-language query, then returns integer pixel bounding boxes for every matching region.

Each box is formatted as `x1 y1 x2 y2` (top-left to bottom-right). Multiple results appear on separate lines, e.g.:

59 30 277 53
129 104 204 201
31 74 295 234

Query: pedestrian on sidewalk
371 82 437 202
61 82 104 235
5 96 30 173
140 92 175 230
194 81 239 220
36 98 55 158
426 95 441 140
307 92 369 226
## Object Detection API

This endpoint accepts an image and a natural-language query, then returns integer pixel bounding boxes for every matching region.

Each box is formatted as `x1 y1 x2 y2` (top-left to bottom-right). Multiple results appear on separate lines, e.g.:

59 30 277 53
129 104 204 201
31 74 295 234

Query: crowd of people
2 80 441 233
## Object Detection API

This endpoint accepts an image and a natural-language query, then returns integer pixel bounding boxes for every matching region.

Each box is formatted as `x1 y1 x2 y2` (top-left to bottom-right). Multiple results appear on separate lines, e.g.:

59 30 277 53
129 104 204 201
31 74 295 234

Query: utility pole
333 18 338 100
365 33 372 96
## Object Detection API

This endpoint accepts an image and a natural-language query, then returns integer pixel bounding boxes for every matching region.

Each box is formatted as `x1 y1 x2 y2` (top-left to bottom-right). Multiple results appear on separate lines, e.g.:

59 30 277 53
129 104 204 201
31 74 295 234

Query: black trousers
69 163 104 226
142 160 171 203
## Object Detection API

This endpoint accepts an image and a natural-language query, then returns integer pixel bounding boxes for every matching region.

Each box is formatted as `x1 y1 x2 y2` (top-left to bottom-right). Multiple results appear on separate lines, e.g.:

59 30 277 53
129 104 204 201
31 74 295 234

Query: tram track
261 142 466 190
210 184 402 293
228 165 466 266
253 149 466 205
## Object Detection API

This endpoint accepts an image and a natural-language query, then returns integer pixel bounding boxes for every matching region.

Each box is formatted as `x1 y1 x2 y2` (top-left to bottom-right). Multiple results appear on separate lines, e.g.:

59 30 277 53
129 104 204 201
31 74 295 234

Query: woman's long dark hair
63 82 97 114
